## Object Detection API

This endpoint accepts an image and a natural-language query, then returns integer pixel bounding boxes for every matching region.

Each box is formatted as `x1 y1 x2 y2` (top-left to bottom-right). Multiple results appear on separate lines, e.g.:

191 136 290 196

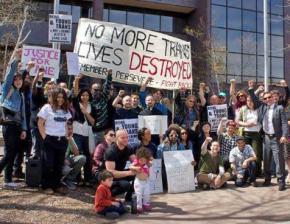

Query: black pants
73 134 92 182
98 203 126 216
111 176 135 201
41 135 68 189
0 123 22 182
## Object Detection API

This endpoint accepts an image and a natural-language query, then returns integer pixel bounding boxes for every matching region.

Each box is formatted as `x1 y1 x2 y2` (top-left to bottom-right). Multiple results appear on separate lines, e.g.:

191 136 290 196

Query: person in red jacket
94 170 127 219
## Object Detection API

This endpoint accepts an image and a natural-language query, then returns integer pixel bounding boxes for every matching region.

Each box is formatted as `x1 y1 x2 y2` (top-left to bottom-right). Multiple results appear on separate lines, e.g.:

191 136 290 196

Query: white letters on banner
21 45 61 79
163 150 195 193
74 19 192 90
49 14 72 44
66 52 80 75
149 159 163 194
114 119 138 146
138 115 168 135
207 104 228 132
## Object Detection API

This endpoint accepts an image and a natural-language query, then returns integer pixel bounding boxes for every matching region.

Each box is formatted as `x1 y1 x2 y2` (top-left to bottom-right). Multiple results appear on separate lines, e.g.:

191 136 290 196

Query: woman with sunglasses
92 129 116 182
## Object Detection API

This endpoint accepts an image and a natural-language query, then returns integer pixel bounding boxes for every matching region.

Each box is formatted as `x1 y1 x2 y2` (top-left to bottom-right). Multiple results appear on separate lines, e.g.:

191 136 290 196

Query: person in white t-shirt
37 88 72 194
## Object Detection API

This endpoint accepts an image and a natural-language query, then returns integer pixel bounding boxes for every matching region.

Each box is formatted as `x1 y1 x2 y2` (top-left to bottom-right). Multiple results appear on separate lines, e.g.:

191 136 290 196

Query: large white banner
21 45 61 79
138 115 168 135
114 119 138 146
163 150 195 193
207 104 228 132
149 159 163 194
74 19 192 90
49 14 72 44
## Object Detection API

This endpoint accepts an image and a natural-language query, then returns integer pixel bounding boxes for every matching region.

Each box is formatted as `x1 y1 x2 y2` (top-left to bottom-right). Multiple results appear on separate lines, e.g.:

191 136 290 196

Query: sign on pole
74 19 192 90
66 52 80 75
114 119 138 146
138 115 168 135
49 14 72 44
163 150 195 193
207 104 228 132
21 45 61 79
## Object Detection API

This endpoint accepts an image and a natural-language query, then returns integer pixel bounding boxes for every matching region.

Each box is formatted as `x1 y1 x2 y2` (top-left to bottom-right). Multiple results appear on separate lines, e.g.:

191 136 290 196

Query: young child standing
130 147 152 213
94 170 126 219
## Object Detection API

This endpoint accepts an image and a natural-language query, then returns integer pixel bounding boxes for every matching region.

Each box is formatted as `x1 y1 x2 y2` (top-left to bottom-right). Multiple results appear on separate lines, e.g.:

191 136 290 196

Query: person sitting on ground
229 136 257 187
130 147 152 213
94 170 127 219
197 138 231 190
61 121 86 190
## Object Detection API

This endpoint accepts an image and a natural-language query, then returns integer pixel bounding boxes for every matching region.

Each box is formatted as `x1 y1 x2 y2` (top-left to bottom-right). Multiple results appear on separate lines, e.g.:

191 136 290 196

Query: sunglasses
263 96 272 100
169 134 178 137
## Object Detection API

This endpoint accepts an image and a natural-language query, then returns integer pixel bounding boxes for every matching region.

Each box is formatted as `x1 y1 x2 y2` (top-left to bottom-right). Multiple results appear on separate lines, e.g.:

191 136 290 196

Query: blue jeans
98 203 126 216
235 161 256 187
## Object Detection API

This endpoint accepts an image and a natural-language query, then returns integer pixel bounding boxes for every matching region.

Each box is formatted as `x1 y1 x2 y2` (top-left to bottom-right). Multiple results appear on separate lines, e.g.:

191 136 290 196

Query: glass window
271 35 284 57
257 33 270 56
271 15 283 35
257 12 270 33
257 1 270 13
243 10 256 32
228 30 241 53
228 8 241 29
109 9 126 24
228 0 241 8
228 75 242 83
243 55 256 76
144 14 160 31
243 32 256 54
271 0 283 15
228 53 241 75
161 16 173 32
242 0 256 10
271 57 284 78
214 52 226 74
257 56 264 76
72 6 81 23
212 28 226 50
103 9 108 21
59 4 71 15
211 5 226 28
127 12 143 28
212 0 226 5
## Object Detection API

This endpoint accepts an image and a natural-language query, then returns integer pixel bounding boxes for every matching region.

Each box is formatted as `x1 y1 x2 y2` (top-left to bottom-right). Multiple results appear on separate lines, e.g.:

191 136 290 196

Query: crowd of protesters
0 49 290 218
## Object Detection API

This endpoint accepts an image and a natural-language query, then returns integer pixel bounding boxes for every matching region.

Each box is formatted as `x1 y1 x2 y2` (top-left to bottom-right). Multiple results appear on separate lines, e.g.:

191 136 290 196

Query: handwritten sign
163 150 195 193
207 104 228 132
115 119 138 146
49 14 72 44
74 19 192 90
138 115 168 135
66 52 80 75
21 45 61 79
149 159 163 194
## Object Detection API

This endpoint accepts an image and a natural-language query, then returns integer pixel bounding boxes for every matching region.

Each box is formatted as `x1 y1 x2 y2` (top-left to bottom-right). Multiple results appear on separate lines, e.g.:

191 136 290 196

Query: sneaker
62 179 76 190
263 180 271 187
251 181 258 187
143 204 152 211
137 207 143 214
3 182 19 189
278 183 286 191
105 212 120 219
12 171 25 179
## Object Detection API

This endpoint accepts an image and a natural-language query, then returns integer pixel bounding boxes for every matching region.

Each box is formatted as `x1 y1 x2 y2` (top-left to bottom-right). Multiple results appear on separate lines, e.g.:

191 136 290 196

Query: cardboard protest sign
49 14 72 44
21 45 61 79
74 19 192 90
163 150 195 193
149 159 163 194
207 104 228 132
66 52 80 75
138 115 168 135
115 119 138 146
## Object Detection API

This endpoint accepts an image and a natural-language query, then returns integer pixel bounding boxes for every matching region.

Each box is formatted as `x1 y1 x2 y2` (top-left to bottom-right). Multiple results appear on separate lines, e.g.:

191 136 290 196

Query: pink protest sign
21 45 61 79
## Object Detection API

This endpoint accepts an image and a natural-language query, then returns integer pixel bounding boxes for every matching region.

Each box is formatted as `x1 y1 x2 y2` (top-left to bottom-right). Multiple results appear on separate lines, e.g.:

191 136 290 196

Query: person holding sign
197 137 231 190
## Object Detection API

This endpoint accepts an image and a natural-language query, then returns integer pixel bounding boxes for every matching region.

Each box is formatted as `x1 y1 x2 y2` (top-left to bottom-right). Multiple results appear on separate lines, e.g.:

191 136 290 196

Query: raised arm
217 118 227 136
201 137 212 155
112 90 125 108
103 69 113 97
247 80 262 109
198 82 206 107
229 79 237 105
73 74 83 97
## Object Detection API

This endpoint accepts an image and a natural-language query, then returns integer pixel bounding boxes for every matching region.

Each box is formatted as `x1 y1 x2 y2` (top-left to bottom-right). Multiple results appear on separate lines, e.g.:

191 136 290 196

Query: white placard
49 14 72 44
149 159 163 194
207 104 228 132
115 119 138 146
66 52 80 75
74 19 192 90
163 150 195 193
21 45 61 79
138 115 168 135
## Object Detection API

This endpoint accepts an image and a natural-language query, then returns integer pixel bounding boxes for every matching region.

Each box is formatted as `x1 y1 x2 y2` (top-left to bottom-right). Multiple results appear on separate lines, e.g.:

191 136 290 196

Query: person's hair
166 124 181 138
104 128 114 136
180 128 190 148
51 88 70 112
98 170 114 183
138 127 149 141
235 90 247 109
153 89 163 97
263 91 272 97
131 93 139 98
44 80 56 94
136 147 152 160
77 88 92 103
270 90 279 95
227 120 237 128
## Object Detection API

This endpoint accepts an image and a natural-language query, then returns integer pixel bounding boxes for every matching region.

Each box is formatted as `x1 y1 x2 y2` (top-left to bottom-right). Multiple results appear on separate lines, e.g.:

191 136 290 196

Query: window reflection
271 15 283 35
228 30 241 53
127 12 143 28
243 10 256 32
228 53 241 75
212 28 226 50
144 14 160 31
271 0 283 15
161 16 173 32
242 0 256 10
271 57 284 78
212 0 226 5
271 35 284 57
243 55 256 76
243 32 256 54
211 5 226 27
228 0 241 8
228 8 241 29
110 9 126 24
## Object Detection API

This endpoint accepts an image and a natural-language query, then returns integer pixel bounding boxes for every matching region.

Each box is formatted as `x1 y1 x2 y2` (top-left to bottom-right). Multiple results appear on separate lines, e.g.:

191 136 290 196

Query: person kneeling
197 137 231 190
94 170 127 219
229 136 257 187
